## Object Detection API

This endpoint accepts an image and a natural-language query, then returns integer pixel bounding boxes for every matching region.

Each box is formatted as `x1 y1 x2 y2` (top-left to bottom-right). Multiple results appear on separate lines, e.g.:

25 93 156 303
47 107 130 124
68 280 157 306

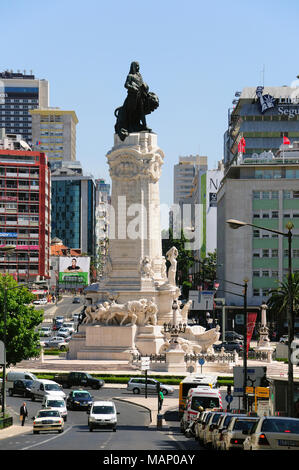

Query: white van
30 379 66 402
180 386 223 432
87 401 119 432
42 394 68 421
6 371 37 389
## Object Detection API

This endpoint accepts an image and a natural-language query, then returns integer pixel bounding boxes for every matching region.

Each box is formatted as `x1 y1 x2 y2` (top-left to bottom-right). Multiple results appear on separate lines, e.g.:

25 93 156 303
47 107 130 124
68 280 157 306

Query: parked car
38 326 52 337
195 411 213 443
72 297 81 304
8 379 34 398
66 390 93 410
54 372 105 389
56 327 72 338
220 416 259 450
44 338 69 350
6 370 37 389
72 313 80 322
33 298 47 305
42 395 68 421
87 400 119 432
243 416 299 450
211 413 236 450
127 377 174 395
224 331 244 342
213 341 243 353
30 379 66 402
33 408 64 434
62 322 76 334
202 411 225 448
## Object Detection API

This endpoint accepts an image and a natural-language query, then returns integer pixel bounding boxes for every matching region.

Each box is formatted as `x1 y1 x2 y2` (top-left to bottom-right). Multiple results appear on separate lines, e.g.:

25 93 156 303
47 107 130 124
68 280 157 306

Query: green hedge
33 372 234 386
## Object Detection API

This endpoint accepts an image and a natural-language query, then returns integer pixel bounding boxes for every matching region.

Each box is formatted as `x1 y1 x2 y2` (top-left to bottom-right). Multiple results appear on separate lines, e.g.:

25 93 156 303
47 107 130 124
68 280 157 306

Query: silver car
127 377 174 395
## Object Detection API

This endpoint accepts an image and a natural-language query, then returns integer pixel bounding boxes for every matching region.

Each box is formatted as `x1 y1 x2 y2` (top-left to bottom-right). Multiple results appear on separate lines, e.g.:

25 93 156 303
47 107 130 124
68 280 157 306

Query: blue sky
1 0 299 213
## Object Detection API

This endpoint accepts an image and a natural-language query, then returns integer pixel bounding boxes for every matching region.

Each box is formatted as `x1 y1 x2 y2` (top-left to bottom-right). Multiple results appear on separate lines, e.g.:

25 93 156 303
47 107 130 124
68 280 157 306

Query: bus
179 374 218 416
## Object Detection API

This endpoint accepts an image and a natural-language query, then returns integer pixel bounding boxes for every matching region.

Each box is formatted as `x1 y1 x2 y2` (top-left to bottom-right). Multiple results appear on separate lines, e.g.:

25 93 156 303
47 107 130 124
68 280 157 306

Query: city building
0 130 51 283
225 85 299 167
30 108 78 170
171 155 208 237
95 178 110 279
0 70 49 147
217 143 299 311
51 163 96 257
191 162 224 259
173 155 208 204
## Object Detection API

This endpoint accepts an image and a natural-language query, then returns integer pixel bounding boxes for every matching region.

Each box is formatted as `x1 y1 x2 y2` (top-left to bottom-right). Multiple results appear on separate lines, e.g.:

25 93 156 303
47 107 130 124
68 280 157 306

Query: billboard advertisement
58 257 90 286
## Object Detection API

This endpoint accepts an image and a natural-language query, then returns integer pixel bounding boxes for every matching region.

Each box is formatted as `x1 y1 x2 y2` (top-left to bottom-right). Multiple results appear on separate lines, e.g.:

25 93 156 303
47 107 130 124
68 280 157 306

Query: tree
0 275 43 367
267 272 299 337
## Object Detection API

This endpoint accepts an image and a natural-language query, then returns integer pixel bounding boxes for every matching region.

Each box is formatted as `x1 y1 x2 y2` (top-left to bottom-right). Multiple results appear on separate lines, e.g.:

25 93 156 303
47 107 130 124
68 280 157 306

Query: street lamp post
213 276 249 411
227 218 295 417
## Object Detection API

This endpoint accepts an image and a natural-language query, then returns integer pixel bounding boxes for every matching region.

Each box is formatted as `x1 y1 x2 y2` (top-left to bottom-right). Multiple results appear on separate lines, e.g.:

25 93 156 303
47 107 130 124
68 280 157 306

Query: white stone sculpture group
83 297 158 327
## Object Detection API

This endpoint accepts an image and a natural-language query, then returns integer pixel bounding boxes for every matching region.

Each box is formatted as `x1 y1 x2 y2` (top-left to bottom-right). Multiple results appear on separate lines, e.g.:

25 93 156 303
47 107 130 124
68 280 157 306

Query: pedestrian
20 402 28 426
158 390 164 412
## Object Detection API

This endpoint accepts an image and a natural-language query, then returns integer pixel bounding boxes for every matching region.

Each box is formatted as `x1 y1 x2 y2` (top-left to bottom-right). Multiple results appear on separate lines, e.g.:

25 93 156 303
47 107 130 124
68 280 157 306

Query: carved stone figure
180 300 193 324
140 256 154 279
144 298 158 326
114 61 159 141
166 246 178 286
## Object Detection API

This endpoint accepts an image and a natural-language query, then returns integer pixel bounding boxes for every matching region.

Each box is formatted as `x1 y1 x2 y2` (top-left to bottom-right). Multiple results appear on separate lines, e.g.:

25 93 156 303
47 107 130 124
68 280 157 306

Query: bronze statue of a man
114 61 159 141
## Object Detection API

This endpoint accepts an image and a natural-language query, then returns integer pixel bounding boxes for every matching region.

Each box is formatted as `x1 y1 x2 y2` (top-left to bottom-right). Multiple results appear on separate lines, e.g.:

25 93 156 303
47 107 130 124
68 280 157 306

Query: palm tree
267 272 299 338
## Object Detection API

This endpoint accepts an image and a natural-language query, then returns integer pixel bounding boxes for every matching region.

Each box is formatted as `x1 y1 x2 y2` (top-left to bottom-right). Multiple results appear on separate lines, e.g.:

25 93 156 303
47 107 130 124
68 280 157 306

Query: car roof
92 400 115 406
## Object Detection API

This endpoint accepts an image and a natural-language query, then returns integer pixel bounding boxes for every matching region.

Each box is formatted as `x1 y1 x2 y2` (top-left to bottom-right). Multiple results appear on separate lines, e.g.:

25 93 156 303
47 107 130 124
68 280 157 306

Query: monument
68 62 220 366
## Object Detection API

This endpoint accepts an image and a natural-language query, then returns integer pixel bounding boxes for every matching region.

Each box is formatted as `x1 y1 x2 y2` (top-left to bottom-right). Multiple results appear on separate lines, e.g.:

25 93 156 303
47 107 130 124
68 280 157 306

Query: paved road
2 387 203 451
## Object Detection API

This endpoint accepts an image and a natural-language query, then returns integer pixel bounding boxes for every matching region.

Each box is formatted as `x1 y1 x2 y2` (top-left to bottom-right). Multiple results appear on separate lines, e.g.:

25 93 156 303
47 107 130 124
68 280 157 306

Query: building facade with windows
51 165 96 257
225 85 299 167
30 108 78 170
0 71 49 147
0 132 51 282
217 143 299 307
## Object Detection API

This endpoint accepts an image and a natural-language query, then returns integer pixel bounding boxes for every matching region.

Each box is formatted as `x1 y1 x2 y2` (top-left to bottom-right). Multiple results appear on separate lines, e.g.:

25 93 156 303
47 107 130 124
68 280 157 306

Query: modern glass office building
51 165 96 257
0 71 49 146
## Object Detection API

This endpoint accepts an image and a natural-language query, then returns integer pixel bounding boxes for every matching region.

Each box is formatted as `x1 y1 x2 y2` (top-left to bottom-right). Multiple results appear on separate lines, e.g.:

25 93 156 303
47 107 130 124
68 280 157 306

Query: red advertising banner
247 312 258 356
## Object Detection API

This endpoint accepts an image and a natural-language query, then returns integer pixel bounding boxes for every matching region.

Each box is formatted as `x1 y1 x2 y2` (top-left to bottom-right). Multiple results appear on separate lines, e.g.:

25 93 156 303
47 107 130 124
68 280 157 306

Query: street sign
246 386 254 395
225 394 233 403
233 366 267 397
198 358 205 366
255 387 270 398
141 357 150 371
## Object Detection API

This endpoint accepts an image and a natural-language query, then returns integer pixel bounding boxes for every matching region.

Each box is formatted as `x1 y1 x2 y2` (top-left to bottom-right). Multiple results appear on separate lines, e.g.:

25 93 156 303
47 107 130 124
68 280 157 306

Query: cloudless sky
1 0 299 217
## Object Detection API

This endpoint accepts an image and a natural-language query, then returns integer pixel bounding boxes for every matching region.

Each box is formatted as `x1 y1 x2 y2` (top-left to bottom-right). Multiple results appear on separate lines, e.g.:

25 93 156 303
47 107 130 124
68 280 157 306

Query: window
272 271 278 278
262 270 269 277
253 271 260 277
253 251 260 258
293 250 299 258
262 249 269 258
262 213 270 218
262 233 270 238
253 213 260 218
271 191 279 199
262 191 270 199
253 191 260 199
272 249 278 257
293 191 299 199
253 230 260 238
262 289 269 296
253 289 260 297
271 211 278 219
283 191 292 199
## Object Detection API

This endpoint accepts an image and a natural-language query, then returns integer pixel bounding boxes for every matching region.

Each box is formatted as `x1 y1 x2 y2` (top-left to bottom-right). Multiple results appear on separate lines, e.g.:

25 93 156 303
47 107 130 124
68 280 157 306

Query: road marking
21 425 73 450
